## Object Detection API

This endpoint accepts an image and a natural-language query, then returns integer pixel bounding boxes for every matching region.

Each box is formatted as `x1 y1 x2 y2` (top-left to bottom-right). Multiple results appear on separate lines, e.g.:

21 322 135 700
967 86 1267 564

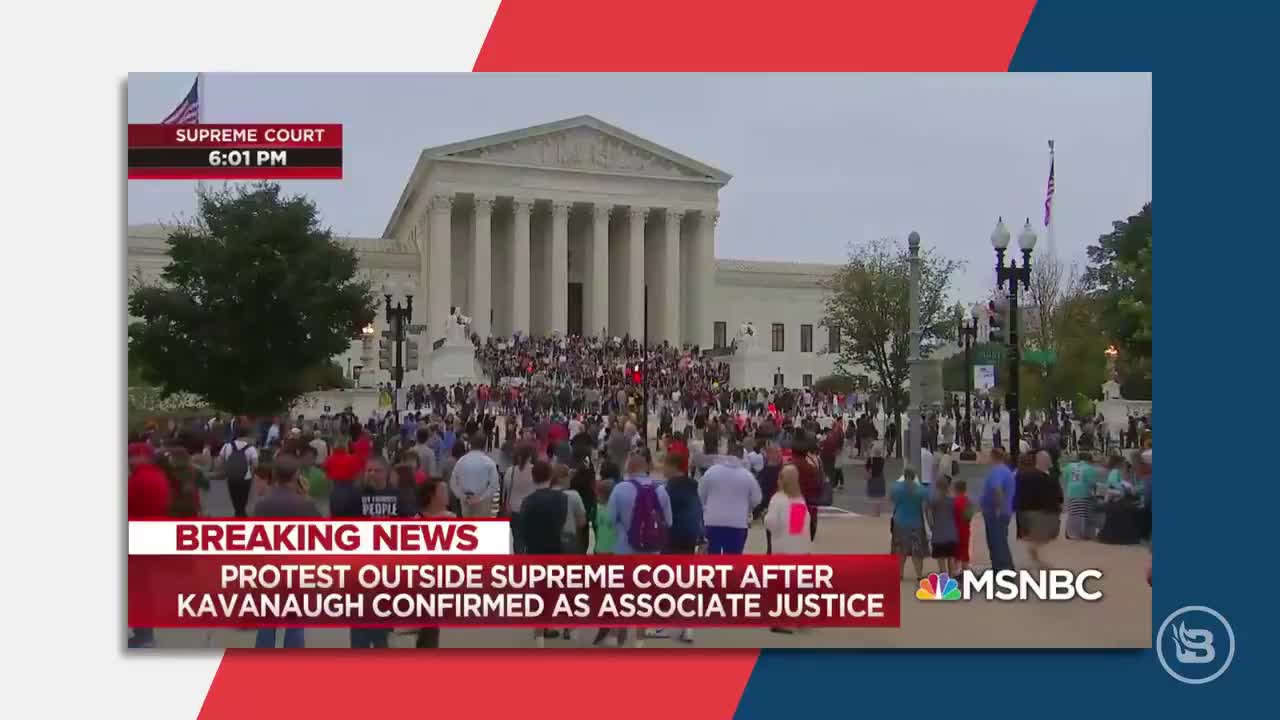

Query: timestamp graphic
127 124 343 179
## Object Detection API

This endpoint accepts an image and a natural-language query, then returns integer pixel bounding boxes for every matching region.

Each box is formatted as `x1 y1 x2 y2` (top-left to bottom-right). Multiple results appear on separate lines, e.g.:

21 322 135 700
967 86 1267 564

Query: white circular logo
1156 605 1235 685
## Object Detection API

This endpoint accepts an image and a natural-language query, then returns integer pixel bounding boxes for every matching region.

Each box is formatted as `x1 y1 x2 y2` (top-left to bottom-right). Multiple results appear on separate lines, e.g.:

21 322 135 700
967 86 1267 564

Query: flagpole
195 73 207 206
1046 139 1056 259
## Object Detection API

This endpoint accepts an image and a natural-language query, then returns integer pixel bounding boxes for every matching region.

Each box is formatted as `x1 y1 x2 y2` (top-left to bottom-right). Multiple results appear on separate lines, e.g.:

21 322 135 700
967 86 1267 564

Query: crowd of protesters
127 333 1151 648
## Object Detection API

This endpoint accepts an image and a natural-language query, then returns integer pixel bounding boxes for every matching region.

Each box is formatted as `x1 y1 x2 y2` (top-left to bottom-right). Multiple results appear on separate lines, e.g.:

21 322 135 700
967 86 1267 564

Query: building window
713 321 727 349
829 325 841 354
771 323 785 352
773 372 785 387
801 324 813 353
803 373 813 388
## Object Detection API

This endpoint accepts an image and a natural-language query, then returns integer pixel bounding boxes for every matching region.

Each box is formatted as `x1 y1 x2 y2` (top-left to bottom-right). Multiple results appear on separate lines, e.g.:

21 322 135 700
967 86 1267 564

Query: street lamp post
991 217 1037 461
382 281 413 422
958 309 979 461
906 231 922 473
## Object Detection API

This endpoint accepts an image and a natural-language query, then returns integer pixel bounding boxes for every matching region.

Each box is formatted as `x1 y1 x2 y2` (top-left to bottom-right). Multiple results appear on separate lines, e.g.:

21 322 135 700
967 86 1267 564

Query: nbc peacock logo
916 572 962 601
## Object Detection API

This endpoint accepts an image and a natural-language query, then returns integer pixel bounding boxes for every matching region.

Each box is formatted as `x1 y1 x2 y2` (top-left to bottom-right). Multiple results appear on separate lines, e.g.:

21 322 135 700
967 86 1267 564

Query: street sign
975 345 1005 365
1024 349 1057 366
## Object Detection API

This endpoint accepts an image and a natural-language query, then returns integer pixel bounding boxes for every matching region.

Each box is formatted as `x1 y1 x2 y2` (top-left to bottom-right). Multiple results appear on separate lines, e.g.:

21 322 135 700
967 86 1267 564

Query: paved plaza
147 466 1150 650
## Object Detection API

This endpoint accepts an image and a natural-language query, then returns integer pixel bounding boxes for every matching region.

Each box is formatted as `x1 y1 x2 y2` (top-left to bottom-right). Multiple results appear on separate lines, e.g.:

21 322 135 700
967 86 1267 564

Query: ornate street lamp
958 307 979 460
382 280 413 421
992 217 1036 460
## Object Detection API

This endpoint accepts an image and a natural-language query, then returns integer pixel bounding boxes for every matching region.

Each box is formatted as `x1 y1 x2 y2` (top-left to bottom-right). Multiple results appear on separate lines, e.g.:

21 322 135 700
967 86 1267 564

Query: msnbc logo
915 569 1104 601
916 572 961 600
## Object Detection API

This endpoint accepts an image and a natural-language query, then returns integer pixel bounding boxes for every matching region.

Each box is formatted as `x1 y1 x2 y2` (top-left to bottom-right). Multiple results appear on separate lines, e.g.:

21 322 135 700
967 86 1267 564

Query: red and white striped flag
1043 152 1055 227
161 76 200 125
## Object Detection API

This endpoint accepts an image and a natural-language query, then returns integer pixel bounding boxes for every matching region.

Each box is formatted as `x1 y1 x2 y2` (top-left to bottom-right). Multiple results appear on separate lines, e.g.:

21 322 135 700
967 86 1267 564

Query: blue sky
127 73 1151 303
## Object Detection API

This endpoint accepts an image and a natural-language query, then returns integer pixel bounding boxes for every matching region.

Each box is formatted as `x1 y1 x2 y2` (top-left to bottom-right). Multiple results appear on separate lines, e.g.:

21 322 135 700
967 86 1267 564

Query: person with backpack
217 429 258 518
604 448 672 647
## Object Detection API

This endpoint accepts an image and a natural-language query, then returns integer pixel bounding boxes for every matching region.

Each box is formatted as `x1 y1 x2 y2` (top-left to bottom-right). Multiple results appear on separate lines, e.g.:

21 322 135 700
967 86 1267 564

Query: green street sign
1024 349 1057 366
974 346 1006 365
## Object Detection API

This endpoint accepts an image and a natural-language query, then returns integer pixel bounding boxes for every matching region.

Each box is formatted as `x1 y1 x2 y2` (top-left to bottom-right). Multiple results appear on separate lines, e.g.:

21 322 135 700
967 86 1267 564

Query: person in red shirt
349 424 372 467
666 430 690 474
128 442 170 519
127 441 169 648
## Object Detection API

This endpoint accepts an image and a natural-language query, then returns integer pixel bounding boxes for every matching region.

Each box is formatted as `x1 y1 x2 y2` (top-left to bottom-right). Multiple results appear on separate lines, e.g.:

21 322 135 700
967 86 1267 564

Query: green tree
128 183 376 415
1083 202 1152 399
821 237 962 447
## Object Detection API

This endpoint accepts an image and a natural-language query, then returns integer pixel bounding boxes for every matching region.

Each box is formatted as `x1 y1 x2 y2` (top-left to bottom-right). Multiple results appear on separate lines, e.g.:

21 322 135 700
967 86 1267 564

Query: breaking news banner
126 124 343 180
127 520 900 629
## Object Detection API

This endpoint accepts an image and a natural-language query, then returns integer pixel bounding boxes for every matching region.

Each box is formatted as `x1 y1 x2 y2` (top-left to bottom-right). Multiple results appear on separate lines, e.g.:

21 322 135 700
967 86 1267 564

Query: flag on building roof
1043 151 1055 227
161 76 200 125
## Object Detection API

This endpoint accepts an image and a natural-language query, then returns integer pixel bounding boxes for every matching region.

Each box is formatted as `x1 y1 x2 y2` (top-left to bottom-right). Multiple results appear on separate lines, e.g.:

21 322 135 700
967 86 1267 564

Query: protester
925 476 958 576
217 429 258 518
764 464 811 554
791 431 825 541
979 447 1016 571
299 444 330 504
604 448 672 647
1015 450 1063 570
127 441 169 649
252 453 318 649
952 478 974 572
699 451 761 555
450 433 500 518
890 467 929 582
502 443 538 552
1063 452 1097 540
156 448 201 517
865 440 886 517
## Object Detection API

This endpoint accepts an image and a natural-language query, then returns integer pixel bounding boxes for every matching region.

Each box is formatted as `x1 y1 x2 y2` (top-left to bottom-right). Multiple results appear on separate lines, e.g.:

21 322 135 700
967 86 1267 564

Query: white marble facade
128 115 850 387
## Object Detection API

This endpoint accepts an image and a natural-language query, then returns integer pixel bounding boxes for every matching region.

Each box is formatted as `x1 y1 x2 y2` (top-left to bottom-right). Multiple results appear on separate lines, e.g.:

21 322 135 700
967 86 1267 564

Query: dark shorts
931 541 957 559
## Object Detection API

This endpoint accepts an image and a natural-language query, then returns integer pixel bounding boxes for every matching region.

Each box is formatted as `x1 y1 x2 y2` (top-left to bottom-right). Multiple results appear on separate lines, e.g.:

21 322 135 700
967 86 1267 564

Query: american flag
161 77 200 125
1043 154 1055 227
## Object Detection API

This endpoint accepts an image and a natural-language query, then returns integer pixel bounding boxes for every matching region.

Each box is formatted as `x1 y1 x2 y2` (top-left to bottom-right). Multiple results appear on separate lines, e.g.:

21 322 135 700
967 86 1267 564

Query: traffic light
378 338 392 370
988 299 1007 345
404 340 419 372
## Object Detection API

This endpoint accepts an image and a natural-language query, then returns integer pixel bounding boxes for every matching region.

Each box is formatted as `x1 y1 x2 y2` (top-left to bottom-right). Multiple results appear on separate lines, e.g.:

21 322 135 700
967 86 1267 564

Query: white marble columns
470 195 493 338
550 201 570 335
511 197 531 336
427 194 453 344
420 193 715 347
587 205 609 337
687 209 717 349
627 207 648 339
661 209 683 345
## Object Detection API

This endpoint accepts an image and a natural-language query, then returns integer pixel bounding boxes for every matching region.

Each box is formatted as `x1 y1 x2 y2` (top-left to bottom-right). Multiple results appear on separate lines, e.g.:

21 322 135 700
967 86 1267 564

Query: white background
0 2 501 717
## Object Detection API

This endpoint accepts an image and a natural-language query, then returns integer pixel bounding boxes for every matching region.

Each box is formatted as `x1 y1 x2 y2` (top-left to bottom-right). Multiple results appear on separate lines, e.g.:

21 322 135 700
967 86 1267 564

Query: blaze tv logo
1157 606 1235 685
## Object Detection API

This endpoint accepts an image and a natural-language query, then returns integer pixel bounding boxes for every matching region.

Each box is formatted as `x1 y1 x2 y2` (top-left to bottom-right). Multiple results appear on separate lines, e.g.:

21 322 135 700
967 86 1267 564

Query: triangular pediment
426 116 730 182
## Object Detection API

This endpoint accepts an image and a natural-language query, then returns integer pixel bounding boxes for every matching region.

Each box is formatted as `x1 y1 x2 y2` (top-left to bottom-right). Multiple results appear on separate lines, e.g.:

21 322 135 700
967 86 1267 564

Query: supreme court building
128 115 848 387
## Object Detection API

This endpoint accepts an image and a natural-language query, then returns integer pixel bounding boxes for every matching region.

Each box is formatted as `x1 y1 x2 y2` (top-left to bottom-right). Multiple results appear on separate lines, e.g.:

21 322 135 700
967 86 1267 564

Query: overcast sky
127 72 1151 303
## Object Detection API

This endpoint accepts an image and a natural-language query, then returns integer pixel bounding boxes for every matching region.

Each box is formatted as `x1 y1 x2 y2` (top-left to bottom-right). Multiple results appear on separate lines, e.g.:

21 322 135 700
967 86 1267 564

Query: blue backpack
627 479 668 552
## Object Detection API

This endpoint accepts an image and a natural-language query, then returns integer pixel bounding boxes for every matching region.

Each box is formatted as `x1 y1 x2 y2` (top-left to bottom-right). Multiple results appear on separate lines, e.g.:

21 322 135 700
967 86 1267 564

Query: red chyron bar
128 555 900 629
127 123 343 180
128 124 343 148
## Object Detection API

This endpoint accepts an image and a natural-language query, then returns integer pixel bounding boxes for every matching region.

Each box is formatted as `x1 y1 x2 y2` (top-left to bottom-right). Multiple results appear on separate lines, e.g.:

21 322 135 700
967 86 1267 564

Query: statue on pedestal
736 321 758 351
446 306 471 345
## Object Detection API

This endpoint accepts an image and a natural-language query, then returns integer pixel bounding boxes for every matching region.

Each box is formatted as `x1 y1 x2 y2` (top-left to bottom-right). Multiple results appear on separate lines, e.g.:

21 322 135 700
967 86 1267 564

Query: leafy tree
1083 203 1152 399
821 237 962 451
128 183 376 415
